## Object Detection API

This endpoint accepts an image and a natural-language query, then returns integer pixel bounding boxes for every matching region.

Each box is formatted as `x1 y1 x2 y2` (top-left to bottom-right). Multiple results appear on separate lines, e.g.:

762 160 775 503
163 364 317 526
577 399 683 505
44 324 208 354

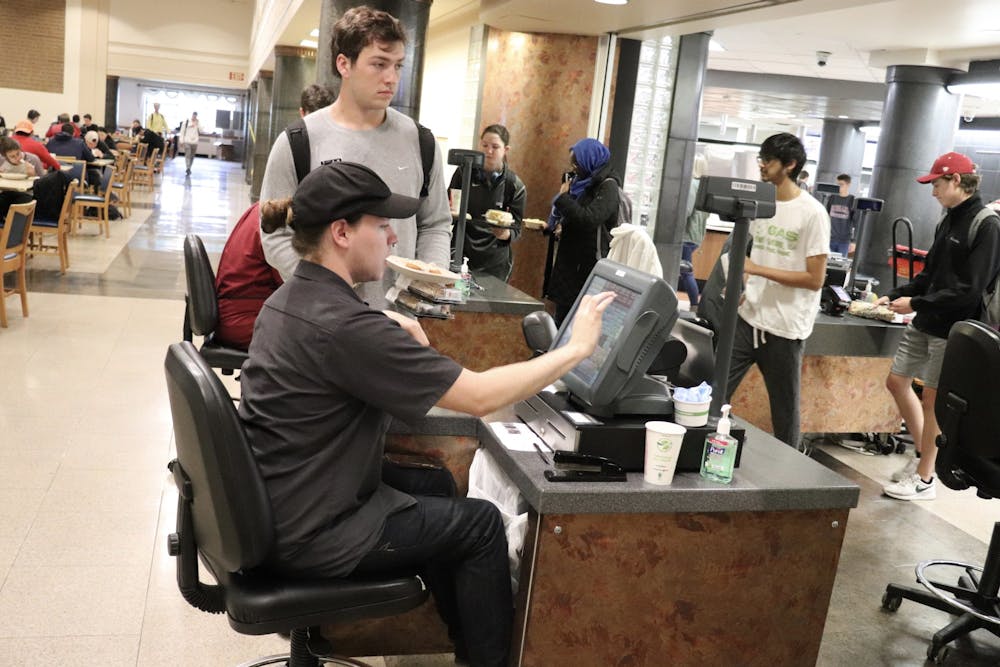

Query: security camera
816 51 831 67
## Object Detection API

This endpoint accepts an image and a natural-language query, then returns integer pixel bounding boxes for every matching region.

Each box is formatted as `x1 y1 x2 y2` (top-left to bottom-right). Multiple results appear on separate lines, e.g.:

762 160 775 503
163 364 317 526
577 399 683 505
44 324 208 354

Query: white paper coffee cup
644 421 686 485
449 188 462 216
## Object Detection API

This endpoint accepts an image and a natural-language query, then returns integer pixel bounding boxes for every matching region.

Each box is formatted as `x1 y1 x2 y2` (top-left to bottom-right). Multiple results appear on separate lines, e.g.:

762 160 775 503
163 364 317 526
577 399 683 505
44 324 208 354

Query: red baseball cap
916 152 976 183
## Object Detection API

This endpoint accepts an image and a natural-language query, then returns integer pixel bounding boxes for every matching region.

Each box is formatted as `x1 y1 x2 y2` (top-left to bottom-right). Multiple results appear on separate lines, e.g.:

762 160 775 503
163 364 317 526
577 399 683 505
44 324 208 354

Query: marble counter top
478 412 860 515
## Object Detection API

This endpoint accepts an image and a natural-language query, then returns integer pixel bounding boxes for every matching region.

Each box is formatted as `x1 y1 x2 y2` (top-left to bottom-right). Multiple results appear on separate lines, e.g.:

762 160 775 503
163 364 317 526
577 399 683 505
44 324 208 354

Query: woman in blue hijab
546 138 622 325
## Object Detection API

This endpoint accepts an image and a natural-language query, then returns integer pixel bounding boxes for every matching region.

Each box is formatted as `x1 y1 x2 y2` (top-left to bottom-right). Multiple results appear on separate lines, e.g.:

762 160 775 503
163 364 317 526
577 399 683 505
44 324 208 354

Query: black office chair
881 320 1000 664
182 234 249 374
164 341 429 667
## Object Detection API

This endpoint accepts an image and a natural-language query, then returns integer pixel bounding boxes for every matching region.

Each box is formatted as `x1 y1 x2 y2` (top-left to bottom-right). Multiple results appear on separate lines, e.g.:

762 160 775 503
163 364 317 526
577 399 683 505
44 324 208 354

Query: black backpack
285 116 436 196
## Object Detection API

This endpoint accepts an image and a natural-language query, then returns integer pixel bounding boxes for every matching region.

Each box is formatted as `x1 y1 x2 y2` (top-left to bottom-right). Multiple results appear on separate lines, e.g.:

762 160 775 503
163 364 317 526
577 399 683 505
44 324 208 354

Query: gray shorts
890 324 948 388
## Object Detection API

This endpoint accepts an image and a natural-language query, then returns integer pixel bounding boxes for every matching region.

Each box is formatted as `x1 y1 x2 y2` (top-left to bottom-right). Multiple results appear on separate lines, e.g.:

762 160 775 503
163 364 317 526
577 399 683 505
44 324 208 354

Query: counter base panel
732 355 901 435
516 507 849 666
423 311 532 371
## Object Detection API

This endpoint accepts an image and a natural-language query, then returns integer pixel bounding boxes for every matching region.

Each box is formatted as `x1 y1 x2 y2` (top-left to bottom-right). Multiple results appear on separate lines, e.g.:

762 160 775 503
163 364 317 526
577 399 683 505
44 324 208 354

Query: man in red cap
10 120 60 173
879 151 1000 501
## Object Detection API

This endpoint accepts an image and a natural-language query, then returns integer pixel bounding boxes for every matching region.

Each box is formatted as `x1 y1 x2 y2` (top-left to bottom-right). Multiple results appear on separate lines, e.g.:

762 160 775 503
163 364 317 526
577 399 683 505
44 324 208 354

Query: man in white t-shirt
725 132 831 447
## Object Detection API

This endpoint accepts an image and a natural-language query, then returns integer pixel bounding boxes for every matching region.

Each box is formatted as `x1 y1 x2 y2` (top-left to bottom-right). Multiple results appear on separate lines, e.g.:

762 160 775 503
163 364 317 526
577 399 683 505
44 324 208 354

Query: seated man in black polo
239 161 614 667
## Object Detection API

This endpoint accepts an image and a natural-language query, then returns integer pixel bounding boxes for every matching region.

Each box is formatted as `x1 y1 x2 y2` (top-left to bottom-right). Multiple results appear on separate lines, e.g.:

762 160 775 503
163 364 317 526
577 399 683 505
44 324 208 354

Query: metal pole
709 210 753 418
451 155 475 272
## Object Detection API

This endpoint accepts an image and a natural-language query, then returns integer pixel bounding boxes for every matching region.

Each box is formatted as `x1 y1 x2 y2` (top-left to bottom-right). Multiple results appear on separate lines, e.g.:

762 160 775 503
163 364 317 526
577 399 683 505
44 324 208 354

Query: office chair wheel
881 591 902 612
927 641 949 664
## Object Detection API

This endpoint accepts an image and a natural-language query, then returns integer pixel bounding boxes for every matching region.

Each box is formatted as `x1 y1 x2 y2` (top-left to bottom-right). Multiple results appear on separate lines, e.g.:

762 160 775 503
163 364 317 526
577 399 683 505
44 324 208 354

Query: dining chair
111 157 133 218
0 200 35 328
134 142 148 162
28 179 77 274
132 147 159 191
72 166 115 238
58 160 86 191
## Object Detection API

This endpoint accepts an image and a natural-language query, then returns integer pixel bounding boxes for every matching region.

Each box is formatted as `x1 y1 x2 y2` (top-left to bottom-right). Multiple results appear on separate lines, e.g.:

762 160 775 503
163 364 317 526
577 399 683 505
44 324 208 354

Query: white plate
386 255 460 283
0 173 28 180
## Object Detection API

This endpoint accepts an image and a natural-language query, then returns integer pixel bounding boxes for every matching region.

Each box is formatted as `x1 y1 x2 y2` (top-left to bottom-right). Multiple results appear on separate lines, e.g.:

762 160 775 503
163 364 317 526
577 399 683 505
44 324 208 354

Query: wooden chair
58 159 86 191
28 179 77 274
132 147 159 190
134 142 148 162
0 201 35 328
111 158 133 218
72 166 115 238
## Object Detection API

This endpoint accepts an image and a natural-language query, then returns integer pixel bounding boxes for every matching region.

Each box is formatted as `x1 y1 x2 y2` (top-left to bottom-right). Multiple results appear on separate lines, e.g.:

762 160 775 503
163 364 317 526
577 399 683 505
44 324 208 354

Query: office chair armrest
167 459 226 614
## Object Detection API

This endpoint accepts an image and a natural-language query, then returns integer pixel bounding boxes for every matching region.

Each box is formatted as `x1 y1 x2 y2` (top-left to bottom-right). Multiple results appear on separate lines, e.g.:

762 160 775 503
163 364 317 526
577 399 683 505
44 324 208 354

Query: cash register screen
550 260 678 411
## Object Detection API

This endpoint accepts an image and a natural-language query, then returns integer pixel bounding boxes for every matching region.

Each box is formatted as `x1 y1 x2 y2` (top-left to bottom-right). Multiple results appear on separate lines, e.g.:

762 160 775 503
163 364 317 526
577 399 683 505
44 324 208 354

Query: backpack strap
967 207 997 246
286 118 310 184
415 121 435 198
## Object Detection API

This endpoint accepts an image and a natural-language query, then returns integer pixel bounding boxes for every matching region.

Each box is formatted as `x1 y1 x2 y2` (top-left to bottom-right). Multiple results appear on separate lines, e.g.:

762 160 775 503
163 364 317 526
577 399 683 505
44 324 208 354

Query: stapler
543 450 627 482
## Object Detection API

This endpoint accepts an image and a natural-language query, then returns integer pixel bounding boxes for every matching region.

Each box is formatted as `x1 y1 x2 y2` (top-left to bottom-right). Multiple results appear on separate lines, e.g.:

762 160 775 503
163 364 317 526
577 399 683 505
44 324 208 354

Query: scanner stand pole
451 156 476 273
709 202 756 419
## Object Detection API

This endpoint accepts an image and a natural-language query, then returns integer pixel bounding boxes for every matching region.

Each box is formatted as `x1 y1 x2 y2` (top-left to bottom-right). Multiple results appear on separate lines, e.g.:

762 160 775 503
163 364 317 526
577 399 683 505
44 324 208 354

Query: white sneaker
890 455 919 482
884 474 936 501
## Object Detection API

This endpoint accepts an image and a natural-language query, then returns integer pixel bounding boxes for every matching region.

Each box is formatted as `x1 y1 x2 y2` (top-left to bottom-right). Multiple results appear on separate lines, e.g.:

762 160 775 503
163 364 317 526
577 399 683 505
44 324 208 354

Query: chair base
237 654 374 667
882 525 1000 663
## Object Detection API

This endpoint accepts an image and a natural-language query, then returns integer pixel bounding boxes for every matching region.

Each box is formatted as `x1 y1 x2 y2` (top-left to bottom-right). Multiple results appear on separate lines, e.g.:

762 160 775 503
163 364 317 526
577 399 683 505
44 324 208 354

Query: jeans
725 316 805 447
829 240 850 256
352 496 512 667
184 143 197 171
679 241 700 305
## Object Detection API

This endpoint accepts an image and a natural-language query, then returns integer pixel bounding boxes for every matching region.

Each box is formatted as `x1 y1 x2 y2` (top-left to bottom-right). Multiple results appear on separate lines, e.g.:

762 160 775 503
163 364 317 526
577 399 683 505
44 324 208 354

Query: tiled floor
1 157 998 665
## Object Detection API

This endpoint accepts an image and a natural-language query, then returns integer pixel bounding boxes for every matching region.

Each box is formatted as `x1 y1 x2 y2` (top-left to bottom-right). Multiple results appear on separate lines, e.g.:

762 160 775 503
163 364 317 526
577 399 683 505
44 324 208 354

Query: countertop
478 408 860 515
453 273 544 316
806 312 906 357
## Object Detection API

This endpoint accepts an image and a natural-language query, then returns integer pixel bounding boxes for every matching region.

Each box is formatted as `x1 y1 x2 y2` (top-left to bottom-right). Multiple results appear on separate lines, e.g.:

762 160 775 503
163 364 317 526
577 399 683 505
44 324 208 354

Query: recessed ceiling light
310 28 319 38
300 39 318 49
837 115 849 119
709 40 725 52
595 0 628 5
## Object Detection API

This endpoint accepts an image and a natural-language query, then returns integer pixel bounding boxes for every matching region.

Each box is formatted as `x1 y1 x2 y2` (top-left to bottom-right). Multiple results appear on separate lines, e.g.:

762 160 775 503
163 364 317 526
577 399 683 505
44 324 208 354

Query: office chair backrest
165 341 274 572
934 320 1000 497
183 234 220 338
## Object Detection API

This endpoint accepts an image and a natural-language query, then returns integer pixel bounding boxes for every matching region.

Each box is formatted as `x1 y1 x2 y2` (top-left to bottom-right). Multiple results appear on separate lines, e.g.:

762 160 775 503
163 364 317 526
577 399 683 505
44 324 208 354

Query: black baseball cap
291 161 421 229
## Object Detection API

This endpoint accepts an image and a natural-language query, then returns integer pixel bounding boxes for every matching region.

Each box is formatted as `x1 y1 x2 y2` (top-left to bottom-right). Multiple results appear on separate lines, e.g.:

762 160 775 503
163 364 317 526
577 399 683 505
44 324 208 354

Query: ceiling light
310 28 319 38
300 39 318 49
837 115 848 119
709 40 725 52
594 0 628 5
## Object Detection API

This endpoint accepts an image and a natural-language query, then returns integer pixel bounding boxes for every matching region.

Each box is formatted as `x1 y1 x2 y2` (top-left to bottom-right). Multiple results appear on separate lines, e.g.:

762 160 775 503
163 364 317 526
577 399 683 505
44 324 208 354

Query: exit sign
228 71 245 82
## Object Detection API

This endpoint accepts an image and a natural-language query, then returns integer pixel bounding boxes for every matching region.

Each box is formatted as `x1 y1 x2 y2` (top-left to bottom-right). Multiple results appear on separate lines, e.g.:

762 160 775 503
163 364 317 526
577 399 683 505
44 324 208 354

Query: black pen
532 441 551 465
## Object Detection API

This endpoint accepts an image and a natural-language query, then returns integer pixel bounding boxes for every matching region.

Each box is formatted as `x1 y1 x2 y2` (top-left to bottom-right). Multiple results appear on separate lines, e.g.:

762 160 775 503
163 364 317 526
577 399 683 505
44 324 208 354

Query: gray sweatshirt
260 106 452 307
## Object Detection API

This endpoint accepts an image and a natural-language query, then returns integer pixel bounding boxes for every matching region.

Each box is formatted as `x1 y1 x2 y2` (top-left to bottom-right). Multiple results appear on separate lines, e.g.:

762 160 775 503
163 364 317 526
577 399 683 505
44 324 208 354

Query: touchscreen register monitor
550 259 678 415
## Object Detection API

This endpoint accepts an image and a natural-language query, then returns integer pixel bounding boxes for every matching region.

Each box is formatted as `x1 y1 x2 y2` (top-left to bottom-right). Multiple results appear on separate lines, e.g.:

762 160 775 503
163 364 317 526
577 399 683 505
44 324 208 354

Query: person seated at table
0 137 37 177
84 131 105 159
241 160 614 667
138 127 165 158
212 203 282 349
45 123 95 161
95 128 117 156
26 109 41 129
129 120 143 138
11 120 60 173
80 114 99 136
448 124 526 281
45 113 79 139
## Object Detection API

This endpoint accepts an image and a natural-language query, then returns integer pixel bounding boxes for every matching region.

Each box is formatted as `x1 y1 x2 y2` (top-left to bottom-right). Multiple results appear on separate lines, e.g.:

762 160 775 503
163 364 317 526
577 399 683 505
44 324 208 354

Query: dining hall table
0 176 37 193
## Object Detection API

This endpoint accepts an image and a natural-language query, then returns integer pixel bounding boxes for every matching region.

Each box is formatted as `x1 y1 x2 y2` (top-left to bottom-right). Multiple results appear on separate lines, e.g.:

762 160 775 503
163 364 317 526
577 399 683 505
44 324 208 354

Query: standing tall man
880 152 1000 501
260 5 451 307
725 132 830 448
147 102 168 136
179 112 201 175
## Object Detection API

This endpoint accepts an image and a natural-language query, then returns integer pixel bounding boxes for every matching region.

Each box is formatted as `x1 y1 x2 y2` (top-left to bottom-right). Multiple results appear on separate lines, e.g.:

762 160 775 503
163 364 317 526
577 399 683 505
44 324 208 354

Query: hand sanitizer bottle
459 256 472 299
700 404 737 484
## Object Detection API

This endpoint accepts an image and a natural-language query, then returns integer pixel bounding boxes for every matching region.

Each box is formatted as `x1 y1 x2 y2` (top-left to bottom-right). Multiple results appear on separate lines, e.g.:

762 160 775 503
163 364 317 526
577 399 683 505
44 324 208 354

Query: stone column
816 119 866 189
857 65 962 288
250 71 273 201
652 32 711 282
270 45 318 148
317 0 431 120
104 75 119 131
